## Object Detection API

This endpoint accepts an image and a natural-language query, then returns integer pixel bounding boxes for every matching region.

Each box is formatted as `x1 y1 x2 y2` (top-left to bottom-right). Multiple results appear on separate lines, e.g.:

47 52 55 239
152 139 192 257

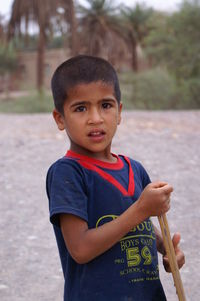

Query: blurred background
0 0 200 112
0 1 200 301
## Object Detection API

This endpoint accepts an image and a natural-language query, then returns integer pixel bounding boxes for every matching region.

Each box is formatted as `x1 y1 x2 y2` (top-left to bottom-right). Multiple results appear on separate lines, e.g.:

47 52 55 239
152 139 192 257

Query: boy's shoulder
48 156 77 168
47 156 84 179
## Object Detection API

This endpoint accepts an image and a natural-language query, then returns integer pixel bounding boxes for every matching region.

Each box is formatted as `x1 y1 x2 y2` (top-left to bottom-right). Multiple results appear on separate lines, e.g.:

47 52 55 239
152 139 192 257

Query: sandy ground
0 111 199 301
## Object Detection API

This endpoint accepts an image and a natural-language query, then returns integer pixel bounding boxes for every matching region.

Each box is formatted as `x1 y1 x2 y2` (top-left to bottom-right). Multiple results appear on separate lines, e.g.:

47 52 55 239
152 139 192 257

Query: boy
46 55 185 301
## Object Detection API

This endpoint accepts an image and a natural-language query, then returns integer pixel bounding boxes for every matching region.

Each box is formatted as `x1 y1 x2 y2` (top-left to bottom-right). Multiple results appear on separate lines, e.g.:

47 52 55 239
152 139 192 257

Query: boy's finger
172 232 181 251
176 252 185 269
161 184 173 194
151 181 168 188
151 181 173 193
163 256 171 273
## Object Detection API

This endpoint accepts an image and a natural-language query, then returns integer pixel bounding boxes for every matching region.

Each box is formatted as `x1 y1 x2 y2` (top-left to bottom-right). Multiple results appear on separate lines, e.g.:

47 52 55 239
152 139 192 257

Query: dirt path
0 111 199 301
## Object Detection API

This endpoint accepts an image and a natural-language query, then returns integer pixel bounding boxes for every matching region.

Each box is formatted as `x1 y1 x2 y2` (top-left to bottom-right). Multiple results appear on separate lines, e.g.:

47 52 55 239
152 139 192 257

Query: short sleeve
139 163 151 189
46 159 88 227
131 159 151 189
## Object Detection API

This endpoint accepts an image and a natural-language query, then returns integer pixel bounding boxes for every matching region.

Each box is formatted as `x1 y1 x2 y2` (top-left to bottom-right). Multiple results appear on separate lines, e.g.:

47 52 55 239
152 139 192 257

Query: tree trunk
126 31 138 72
131 38 138 72
37 27 45 92
65 0 78 56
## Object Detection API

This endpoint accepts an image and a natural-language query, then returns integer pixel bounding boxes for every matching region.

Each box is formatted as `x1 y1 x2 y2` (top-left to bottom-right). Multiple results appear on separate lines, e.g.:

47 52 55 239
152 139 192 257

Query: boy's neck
69 147 117 163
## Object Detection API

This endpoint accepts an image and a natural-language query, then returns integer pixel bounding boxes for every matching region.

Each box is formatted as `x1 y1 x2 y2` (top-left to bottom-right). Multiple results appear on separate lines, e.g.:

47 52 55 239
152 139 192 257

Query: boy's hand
163 232 185 272
137 181 173 218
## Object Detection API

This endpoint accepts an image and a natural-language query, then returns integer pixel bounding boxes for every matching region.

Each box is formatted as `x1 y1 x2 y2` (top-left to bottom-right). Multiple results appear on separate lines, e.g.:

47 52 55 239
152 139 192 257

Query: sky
0 0 182 20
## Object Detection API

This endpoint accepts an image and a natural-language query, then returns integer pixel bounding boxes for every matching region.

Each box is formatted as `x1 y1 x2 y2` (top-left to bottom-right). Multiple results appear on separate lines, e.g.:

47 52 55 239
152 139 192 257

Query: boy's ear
53 109 65 131
117 102 123 125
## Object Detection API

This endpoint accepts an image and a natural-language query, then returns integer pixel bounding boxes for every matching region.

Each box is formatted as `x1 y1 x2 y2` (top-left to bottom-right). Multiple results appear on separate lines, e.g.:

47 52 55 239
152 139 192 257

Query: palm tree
8 0 57 91
0 41 18 96
120 3 153 71
78 0 126 63
0 15 5 42
8 0 78 91
62 0 78 55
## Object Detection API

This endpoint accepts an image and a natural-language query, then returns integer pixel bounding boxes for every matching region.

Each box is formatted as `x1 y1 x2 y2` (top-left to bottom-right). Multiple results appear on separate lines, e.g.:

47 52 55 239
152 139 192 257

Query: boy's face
53 81 122 161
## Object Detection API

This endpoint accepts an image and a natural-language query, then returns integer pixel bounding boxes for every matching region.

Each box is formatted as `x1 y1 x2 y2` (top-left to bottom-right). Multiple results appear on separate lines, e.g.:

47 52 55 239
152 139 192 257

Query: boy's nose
88 108 103 124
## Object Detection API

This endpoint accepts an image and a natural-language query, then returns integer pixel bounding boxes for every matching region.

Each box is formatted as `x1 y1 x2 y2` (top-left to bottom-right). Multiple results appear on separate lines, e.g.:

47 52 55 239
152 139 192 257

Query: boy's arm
154 225 185 272
60 181 172 264
154 224 166 255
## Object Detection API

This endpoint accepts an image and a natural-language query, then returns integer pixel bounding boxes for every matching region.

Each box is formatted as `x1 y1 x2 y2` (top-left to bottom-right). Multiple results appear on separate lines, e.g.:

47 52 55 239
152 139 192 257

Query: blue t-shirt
46 150 166 301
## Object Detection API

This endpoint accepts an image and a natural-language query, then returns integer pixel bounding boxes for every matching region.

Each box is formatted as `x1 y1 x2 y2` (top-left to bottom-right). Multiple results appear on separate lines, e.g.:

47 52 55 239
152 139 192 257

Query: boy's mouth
88 130 106 140
88 129 105 136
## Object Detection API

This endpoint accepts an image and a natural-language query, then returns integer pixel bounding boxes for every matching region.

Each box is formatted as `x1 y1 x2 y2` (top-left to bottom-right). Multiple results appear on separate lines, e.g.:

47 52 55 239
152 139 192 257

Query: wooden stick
158 214 186 301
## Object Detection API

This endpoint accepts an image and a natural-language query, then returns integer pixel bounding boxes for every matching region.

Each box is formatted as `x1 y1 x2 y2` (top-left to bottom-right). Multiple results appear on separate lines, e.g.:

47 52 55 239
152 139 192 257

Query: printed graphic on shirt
96 215 159 283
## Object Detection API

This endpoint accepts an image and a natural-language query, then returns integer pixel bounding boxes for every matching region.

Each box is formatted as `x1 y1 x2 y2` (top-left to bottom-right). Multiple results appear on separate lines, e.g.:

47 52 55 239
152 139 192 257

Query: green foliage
144 12 172 65
144 0 200 108
119 69 200 110
168 0 200 80
176 77 200 108
0 91 54 113
0 42 18 75
119 69 178 110
145 1 200 78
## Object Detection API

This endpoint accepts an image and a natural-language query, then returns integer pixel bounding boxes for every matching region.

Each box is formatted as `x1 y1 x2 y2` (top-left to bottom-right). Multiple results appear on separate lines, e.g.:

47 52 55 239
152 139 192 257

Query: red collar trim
66 150 124 170
65 150 134 197
78 157 135 196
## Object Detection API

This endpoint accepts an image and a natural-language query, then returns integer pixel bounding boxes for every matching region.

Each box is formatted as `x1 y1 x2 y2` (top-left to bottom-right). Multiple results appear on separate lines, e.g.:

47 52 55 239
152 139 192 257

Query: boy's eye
102 102 112 109
75 106 86 112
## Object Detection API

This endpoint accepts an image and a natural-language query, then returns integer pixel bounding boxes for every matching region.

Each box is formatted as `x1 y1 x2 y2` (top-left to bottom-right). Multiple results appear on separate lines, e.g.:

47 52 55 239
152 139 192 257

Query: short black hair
51 55 121 113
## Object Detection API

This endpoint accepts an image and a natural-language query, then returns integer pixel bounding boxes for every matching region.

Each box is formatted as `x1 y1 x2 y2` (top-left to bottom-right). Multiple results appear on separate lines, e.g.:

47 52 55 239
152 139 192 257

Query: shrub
119 68 177 110
177 78 200 109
